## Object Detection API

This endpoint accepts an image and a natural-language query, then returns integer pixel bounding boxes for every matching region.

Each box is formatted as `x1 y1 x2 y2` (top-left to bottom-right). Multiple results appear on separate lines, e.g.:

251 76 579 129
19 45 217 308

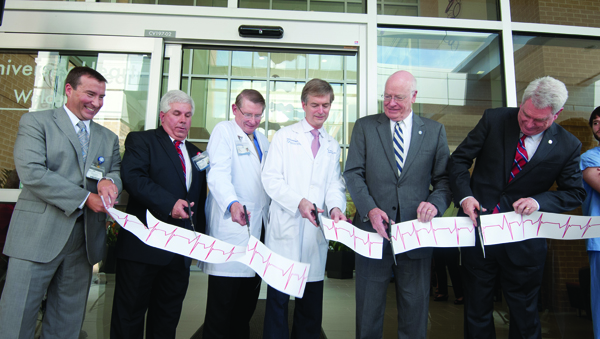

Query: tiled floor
69 268 594 339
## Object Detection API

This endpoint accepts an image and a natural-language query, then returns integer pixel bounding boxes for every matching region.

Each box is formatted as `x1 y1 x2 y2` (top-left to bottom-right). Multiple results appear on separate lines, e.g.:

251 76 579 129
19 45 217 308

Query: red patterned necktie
174 140 186 177
493 134 528 213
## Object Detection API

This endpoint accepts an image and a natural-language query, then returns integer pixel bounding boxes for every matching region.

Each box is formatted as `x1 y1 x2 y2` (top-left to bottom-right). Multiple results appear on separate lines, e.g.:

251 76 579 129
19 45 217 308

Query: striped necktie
174 140 186 177
393 121 405 176
76 121 89 164
493 134 529 213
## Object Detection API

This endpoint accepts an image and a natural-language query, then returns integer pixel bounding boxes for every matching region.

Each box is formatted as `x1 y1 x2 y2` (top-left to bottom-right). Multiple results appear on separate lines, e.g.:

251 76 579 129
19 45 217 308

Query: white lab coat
204 120 270 277
261 119 346 282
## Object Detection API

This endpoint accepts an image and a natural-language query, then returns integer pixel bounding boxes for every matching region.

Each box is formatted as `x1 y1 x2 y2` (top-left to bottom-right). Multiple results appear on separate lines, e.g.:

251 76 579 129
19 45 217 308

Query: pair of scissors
383 220 397 266
243 205 251 238
475 209 485 258
186 199 198 237
312 203 326 239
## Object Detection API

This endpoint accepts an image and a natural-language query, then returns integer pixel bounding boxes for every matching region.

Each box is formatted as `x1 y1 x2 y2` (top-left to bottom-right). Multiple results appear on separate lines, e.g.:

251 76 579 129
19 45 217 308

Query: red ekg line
323 222 383 256
482 214 600 242
111 214 245 261
392 220 475 250
111 213 307 295
246 241 309 295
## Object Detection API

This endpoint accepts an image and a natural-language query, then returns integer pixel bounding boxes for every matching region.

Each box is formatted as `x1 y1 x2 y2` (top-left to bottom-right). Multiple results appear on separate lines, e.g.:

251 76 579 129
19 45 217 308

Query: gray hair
521 76 568 114
160 90 195 116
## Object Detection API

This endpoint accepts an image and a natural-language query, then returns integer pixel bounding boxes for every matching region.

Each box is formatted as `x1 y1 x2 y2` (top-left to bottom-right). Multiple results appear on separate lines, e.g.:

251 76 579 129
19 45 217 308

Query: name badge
86 167 105 181
192 152 209 171
236 143 251 155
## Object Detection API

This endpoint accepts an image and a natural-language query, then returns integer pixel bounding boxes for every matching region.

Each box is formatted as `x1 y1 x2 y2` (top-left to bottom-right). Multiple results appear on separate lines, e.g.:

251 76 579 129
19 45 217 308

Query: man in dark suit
344 70 451 339
448 76 586 339
110 90 207 339
0 66 121 339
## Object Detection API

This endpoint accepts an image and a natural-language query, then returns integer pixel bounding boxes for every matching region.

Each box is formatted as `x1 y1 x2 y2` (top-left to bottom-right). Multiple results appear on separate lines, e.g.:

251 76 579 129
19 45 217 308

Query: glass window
510 0 600 28
99 0 227 6
239 0 366 13
378 28 504 152
179 47 357 167
377 0 498 20
0 51 150 176
513 35 600 153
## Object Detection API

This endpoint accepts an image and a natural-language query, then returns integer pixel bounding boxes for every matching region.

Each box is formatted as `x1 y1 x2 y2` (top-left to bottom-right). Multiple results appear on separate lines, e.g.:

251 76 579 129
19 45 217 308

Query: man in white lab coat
202 89 270 339
261 78 347 339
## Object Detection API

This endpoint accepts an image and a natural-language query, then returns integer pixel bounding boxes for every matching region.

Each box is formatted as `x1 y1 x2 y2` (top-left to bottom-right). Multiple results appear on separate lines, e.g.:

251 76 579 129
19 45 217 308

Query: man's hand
85 193 108 213
461 197 486 225
367 208 390 240
97 178 119 209
172 200 194 220
513 198 538 216
299 198 324 227
416 202 438 223
330 207 347 223
230 202 250 226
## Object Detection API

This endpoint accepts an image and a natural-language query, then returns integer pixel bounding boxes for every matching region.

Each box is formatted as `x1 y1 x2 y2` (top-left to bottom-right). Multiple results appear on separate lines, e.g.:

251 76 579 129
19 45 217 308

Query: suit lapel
376 114 397 178
156 127 187 189
400 114 425 179
86 121 101 169
53 107 85 173
503 110 521 185
294 122 315 160
511 123 557 183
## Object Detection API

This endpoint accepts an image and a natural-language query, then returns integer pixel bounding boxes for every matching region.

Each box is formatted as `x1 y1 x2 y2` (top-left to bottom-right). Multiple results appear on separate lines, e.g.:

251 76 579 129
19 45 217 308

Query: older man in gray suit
0 66 121 339
344 70 451 339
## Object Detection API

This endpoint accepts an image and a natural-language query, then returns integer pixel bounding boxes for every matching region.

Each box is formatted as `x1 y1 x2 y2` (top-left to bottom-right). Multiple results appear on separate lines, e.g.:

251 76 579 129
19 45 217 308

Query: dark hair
65 66 107 90
235 89 266 111
589 106 600 128
301 78 334 104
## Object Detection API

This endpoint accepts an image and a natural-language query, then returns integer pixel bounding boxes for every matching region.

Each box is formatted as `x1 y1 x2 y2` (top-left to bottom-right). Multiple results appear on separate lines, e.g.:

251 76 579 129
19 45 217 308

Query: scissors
243 205 251 238
186 199 198 237
475 209 485 258
383 219 397 266
312 203 326 239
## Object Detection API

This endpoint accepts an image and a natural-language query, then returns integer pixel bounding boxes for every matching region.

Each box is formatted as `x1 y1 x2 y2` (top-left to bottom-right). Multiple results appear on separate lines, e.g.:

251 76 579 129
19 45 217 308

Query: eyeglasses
382 94 411 104
238 107 264 120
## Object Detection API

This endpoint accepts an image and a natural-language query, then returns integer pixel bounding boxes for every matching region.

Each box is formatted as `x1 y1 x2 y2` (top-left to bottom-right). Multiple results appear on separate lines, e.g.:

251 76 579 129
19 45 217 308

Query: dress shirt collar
63 105 91 132
301 118 324 136
389 111 413 131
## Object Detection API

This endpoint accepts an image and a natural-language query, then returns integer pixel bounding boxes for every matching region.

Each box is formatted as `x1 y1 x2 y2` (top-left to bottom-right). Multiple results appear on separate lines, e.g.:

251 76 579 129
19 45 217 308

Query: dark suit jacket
344 113 451 259
448 107 586 266
116 126 207 266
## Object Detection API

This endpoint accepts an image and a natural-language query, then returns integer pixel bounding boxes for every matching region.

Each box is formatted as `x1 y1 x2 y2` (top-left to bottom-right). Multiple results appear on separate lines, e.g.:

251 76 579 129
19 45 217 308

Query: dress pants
433 247 463 298
263 281 324 339
355 241 430 339
202 274 261 339
0 220 92 339
461 240 544 339
110 254 190 339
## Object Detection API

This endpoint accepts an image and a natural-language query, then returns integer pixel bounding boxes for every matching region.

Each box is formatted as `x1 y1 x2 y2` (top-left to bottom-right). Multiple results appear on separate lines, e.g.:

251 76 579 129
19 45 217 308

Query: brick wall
512 0 600 28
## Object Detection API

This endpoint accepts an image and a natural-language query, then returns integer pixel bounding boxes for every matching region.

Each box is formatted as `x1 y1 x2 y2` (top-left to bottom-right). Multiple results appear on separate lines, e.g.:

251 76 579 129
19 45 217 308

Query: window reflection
378 28 503 151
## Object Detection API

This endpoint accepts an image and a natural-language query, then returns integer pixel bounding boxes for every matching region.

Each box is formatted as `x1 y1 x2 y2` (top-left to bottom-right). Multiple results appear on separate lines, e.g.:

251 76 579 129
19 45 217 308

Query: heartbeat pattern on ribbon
480 211 600 245
321 217 384 259
108 208 310 298
389 217 476 254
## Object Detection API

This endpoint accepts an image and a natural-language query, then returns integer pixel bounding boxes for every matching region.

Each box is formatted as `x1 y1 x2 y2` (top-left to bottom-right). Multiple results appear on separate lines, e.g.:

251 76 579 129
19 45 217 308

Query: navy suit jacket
116 126 207 266
448 107 586 266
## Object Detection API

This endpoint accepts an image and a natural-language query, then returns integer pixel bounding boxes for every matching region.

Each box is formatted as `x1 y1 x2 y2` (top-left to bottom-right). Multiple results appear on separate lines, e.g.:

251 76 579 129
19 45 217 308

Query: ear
159 111 165 123
411 90 418 104
553 108 564 121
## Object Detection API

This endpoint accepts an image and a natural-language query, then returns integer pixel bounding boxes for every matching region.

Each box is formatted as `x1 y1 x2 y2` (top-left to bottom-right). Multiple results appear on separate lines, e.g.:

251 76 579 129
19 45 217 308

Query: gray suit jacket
344 113 451 259
3 107 122 265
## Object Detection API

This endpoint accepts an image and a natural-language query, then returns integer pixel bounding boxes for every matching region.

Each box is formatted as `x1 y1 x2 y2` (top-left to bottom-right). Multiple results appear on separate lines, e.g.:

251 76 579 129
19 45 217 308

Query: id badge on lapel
86 156 106 181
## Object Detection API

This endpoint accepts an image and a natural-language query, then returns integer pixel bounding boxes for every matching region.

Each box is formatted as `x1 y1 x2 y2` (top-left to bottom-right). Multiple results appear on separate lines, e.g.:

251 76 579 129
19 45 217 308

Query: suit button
392 207 397 210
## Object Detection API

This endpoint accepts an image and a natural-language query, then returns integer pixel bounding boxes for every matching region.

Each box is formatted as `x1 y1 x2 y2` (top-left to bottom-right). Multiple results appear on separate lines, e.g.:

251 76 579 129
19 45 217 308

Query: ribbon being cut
321 211 600 258
107 208 310 298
